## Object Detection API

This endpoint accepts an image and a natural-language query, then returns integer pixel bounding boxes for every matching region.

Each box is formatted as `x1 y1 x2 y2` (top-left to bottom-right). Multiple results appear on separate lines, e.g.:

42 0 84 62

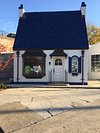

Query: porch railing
49 70 52 82
65 70 68 82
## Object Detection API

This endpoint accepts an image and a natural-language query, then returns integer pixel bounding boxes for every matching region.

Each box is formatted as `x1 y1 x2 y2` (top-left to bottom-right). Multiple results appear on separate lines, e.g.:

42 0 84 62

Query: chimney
80 2 86 17
18 4 25 18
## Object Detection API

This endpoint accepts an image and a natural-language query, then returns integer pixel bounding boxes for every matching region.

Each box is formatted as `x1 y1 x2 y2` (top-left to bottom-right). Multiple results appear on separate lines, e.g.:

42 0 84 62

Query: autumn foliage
0 35 15 71
0 35 14 53
87 24 100 44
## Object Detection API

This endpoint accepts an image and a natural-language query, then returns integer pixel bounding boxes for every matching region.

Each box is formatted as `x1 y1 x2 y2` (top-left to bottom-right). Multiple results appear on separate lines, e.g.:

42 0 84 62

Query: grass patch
0 83 7 90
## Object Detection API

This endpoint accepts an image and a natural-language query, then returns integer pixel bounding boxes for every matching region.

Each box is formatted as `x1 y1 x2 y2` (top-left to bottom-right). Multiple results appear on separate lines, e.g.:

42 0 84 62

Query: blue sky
0 0 100 33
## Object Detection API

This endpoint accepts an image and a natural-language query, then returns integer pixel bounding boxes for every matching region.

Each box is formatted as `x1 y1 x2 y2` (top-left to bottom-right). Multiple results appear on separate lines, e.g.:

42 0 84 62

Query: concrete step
48 82 67 86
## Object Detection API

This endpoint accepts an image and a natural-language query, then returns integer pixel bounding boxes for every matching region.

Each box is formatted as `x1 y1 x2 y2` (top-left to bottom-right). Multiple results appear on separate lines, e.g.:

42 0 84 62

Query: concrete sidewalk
0 87 100 118
0 87 100 132
88 80 100 88
13 99 100 133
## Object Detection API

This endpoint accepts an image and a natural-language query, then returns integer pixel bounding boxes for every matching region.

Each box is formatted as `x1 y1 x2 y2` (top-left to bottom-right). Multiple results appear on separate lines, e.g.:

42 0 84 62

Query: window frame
55 58 62 66
71 56 78 75
91 55 100 72
22 55 46 79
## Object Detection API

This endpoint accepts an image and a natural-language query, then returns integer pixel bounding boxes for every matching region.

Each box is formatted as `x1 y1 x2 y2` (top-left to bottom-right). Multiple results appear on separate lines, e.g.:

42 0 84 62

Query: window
55 58 62 65
69 56 81 75
72 57 78 73
22 50 46 78
91 55 100 72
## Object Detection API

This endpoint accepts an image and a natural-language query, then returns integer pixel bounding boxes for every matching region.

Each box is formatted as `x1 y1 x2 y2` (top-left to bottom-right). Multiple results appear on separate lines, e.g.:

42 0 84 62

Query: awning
22 49 46 57
50 49 67 57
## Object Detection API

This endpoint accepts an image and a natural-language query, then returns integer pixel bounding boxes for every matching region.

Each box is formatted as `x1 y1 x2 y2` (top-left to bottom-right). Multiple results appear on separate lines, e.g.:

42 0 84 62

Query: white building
13 2 88 85
88 43 100 80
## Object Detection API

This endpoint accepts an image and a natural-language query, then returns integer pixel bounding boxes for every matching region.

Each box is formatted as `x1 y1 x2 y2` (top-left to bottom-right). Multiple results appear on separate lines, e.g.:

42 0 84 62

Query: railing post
16 51 20 82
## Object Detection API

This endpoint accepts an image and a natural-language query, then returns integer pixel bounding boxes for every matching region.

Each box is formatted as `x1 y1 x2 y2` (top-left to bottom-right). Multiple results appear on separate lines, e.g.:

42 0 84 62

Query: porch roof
50 50 67 57
22 50 46 57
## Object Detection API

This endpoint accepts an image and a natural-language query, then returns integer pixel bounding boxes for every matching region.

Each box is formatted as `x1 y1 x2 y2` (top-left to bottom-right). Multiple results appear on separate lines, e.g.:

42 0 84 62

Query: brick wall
0 53 14 83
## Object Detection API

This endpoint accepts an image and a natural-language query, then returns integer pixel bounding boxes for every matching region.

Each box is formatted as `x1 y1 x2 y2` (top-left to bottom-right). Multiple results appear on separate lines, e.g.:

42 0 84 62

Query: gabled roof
50 50 67 57
13 10 88 50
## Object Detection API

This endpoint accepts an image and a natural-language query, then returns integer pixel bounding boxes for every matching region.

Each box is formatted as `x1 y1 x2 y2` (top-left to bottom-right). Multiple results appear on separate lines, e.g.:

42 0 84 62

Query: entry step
48 82 68 86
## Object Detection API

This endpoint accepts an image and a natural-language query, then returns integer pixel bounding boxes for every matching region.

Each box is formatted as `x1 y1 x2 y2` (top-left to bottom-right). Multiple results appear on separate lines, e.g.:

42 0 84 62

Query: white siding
14 49 88 83
88 43 100 79
64 50 88 83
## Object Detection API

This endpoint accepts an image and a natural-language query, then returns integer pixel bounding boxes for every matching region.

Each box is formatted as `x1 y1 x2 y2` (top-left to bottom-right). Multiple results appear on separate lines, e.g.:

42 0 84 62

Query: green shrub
0 83 7 89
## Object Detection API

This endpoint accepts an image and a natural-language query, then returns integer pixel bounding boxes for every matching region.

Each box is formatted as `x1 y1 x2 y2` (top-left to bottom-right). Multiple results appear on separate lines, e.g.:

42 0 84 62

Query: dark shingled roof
22 49 46 57
13 10 88 50
50 50 67 57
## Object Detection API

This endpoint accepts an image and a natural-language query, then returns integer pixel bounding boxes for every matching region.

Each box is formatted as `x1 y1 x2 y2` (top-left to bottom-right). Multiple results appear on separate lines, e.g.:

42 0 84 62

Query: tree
0 35 14 53
0 35 15 71
87 24 100 44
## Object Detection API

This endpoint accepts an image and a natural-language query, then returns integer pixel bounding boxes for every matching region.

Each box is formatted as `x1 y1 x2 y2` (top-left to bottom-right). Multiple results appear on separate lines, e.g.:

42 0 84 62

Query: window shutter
78 57 81 73
69 57 72 73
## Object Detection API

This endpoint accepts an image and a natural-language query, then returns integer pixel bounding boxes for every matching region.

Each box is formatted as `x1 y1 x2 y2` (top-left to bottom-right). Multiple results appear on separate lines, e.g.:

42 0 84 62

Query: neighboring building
13 2 88 85
0 35 14 82
7 33 16 39
0 53 14 83
88 43 100 80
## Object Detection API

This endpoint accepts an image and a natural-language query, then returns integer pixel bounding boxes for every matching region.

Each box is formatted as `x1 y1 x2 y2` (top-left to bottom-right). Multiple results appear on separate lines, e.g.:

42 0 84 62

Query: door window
55 58 62 66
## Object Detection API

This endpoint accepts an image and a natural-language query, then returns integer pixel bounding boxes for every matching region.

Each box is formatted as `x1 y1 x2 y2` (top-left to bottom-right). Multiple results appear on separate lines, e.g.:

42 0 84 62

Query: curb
7 84 100 89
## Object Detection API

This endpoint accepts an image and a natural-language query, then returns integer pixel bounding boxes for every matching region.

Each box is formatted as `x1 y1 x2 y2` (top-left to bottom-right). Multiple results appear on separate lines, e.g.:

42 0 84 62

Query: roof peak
24 10 80 14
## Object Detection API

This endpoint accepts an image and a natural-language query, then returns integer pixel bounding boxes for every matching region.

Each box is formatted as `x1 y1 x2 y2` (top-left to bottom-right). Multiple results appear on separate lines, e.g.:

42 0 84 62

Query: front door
53 57 64 82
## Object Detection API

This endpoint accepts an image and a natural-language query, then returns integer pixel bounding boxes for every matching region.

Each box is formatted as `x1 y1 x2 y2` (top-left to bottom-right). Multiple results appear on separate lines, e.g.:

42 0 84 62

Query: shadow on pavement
0 105 100 114
0 127 4 133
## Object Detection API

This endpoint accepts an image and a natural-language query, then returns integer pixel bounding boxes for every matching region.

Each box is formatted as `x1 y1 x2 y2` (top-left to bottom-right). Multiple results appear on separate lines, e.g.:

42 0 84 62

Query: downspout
16 51 20 82
81 50 85 85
